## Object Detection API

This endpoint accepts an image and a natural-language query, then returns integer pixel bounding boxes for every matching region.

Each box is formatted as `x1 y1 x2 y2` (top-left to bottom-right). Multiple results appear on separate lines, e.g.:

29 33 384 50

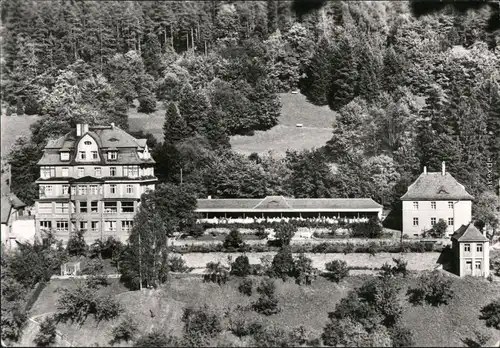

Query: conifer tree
327 36 358 111
163 102 188 144
357 43 381 102
143 33 162 78
178 83 210 137
300 38 332 106
382 46 405 94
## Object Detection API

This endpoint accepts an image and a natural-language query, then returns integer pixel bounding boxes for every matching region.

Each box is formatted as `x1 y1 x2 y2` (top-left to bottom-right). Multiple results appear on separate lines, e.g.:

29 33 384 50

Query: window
104 202 117 213
105 221 116 231
108 151 117 160
41 166 55 178
79 151 86 160
78 167 84 177
62 168 69 177
91 201 98 213
110 167 117 177
431 217 436 226
126 184 133 194
124 166 139 178
431 201 436 209
60 152 69 161
89 185 99 195
40 185 53 196
448 201 454 209
78 185 87 196
477 244 483 252
39 221 52 230
110 184 117 194
122 220 133 232
79 221 88 230
413 202 419 209
62 184 69 195
55 203 69 214
38 203 52 214
475 261 482 270
56 221 69 231
91 151 98 160
91 221 99 232
464 244 471 252
448 217 454 226
79 201 87 213
413 217 419 226
94 167 101 177
121 201 134 213
84 141 92 145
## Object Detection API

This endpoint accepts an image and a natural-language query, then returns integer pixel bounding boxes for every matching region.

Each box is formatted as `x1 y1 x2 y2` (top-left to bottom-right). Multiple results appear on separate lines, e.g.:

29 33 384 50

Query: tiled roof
196 196 382 211
40 124 153 166
1 194 26 224
400 172 474 200
451 223 488 242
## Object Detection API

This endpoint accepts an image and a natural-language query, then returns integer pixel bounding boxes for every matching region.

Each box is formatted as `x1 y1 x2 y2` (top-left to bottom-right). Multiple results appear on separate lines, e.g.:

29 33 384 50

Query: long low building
196 196 383 224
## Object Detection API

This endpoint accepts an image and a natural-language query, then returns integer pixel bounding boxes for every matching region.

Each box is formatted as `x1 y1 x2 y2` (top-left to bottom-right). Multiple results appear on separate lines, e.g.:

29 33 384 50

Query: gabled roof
451 223 488 242
196 196 382 212
400 172 474 201
1 194 26 224
39 124 154 166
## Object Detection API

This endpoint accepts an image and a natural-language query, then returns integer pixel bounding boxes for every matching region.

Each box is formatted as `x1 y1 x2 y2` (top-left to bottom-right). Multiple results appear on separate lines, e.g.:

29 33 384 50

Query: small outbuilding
451 223 489 278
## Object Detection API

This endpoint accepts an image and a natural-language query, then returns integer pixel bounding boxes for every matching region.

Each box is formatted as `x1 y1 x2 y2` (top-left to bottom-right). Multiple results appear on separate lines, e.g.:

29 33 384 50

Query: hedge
170 241 443 254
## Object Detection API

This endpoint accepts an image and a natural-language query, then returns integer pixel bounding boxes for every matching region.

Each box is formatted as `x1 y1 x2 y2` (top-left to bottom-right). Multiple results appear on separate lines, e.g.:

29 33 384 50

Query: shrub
223 229 245 250
182 305 222 341
34 316 57 347
407 271 454 306
66 230 88 256
322 318 372 347
137 94 157 113
479 299 500 330
110 316 139 344
273 222 297 246
269 246 295 280
55 282 122 325
190 224 205 238
390 325 415 347
83 259 109 288
134 330 176 347
251 324 294 347
238 278 253 296
289 325 321 346
426 219 448 238
325 260 349 282
203 262 229 285
380 258 408 278
253 278 280 315
255 226 269 239
293 253 317 285
168 255 191 273
230 318 263 337
231 256 251 277
350 217 383 238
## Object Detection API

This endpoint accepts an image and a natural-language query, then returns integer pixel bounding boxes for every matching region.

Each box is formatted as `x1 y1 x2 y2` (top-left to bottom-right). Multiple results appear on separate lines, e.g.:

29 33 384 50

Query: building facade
451 223 490 278
35 123 157 243
400 162 473 237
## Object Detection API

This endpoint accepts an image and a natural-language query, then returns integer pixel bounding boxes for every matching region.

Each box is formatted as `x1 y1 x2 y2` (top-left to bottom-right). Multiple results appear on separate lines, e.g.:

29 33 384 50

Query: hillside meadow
1 92 335 159
19 273 500 347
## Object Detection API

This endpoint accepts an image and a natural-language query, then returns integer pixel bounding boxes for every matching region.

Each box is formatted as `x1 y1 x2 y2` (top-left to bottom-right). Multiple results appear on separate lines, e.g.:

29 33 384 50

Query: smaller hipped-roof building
1 193 27 246
451 223 489 278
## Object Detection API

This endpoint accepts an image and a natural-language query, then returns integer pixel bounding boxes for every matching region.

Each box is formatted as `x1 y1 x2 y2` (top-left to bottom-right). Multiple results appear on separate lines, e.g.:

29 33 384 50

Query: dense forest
1 0 499 230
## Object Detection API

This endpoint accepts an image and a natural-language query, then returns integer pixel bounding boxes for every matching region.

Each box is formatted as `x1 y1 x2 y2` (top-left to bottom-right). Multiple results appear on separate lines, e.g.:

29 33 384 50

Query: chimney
111 122 115 128
76 124 82 136
442 161 446 176
82 124 89 134
423 166 427 174
207 195 212 200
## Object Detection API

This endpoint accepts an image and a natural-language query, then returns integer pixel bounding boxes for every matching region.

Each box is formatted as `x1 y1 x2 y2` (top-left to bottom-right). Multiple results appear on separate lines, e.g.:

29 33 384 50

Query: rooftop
196 196 383 211
1 194 26 224
451 223 488 242
401 163 473 201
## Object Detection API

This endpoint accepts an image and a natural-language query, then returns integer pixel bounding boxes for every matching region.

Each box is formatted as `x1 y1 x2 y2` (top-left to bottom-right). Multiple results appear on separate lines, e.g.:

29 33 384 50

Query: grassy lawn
24 271 500 347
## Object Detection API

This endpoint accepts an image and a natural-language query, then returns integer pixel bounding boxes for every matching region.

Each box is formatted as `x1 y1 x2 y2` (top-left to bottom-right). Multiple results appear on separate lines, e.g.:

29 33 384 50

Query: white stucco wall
11 218 36 244
402 200 472 237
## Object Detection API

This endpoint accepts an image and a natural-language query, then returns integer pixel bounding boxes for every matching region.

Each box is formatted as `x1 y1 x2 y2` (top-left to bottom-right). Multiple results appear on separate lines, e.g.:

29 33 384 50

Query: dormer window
108 151 117 160
84 141 92 145
60 152 70 161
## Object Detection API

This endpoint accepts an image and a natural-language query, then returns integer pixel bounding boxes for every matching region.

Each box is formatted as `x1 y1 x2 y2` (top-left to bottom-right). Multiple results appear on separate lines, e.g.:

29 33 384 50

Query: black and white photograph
0 0 499 347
